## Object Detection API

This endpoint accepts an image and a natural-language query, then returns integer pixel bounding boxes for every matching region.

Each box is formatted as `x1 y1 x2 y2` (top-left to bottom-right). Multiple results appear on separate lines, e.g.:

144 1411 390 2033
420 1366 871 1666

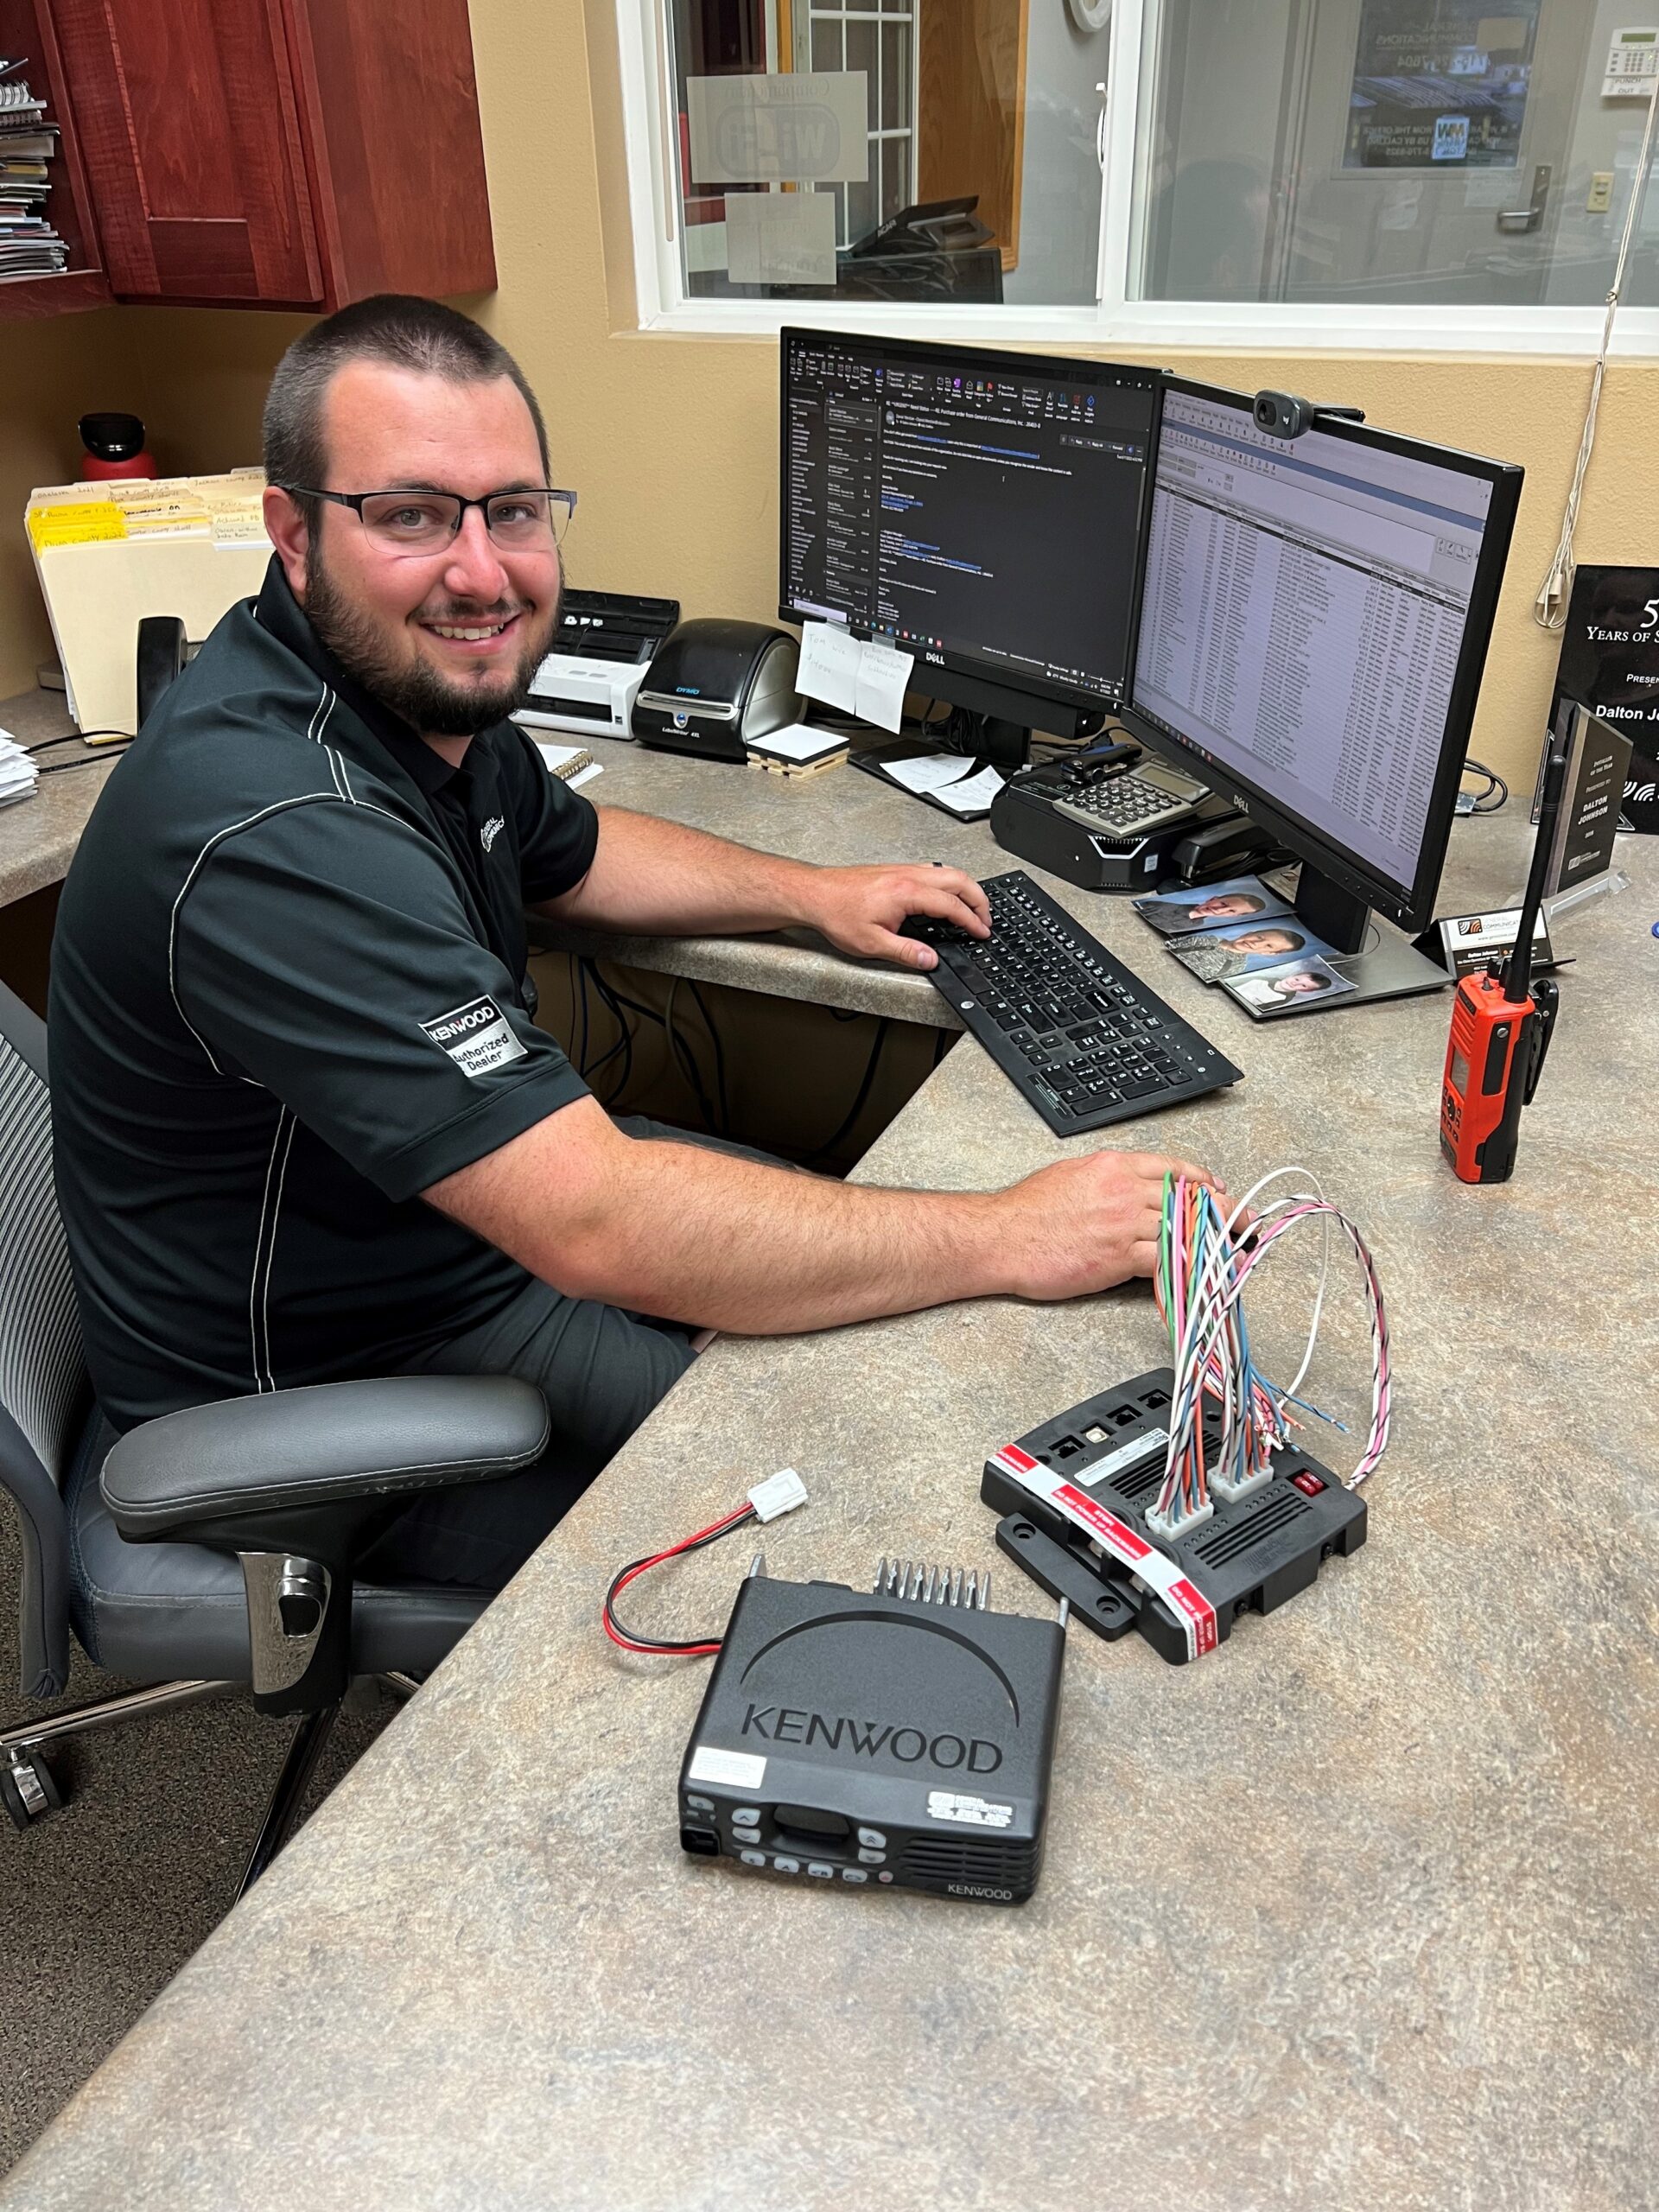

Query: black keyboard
902 870 1242 1136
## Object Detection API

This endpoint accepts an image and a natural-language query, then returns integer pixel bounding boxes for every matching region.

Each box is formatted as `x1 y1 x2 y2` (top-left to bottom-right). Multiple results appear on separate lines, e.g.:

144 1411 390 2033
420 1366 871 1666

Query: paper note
747 720 844 763
567 761 604 790
725 189 836 286
881 753 976 796
28 500 125 553
928 764 1006 816
796 620 862 715
687 73 869 184
854 639 913 734
210 509 270 546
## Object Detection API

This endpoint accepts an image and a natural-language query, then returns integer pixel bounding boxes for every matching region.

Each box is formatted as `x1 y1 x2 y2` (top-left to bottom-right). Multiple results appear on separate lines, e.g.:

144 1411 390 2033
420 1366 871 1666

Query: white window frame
614 0 1659 357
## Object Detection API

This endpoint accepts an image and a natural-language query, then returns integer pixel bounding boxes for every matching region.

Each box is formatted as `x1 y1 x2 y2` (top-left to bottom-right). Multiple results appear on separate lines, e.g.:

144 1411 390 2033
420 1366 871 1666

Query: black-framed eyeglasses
282 485 577 552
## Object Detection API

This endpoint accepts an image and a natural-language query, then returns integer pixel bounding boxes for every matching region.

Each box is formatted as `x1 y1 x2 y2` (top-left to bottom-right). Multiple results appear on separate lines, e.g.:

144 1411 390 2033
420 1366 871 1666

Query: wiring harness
1147 1168 1391 1542
601 1470 807 1657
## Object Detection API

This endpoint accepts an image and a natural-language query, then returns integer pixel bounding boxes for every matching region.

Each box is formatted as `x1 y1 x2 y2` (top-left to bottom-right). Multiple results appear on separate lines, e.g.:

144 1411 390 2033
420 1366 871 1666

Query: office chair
0 977 551 1894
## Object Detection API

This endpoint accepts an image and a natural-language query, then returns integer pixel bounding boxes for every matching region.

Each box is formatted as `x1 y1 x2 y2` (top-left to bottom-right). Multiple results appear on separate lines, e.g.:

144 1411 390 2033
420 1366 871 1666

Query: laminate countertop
7 740 1656 2212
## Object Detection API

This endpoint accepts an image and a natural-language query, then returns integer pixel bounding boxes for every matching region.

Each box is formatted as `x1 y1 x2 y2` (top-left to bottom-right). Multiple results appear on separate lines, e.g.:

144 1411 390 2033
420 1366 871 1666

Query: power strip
981 1368 1366 1663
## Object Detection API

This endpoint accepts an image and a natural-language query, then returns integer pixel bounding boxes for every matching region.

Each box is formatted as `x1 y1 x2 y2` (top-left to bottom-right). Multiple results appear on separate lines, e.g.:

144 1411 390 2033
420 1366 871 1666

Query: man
50 296 1223 1591
1140 887 1268 938
1174 924 1306 983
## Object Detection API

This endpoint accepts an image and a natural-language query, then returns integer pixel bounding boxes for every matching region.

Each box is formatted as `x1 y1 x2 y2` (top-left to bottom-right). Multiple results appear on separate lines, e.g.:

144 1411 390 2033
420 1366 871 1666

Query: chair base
2 1675 419 1872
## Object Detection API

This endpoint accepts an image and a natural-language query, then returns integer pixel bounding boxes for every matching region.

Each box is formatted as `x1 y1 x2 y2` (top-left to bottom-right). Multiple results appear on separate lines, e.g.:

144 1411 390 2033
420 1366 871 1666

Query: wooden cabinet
3 0 494 316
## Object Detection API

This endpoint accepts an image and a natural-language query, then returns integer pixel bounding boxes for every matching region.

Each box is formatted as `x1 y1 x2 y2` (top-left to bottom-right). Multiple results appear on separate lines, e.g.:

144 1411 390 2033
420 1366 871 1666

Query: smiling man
49 296 1221 1591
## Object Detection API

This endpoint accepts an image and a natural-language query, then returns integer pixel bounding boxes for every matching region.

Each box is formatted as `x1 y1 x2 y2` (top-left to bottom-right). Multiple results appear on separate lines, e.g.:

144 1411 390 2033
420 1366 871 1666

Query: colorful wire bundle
1149 1167 1392 1537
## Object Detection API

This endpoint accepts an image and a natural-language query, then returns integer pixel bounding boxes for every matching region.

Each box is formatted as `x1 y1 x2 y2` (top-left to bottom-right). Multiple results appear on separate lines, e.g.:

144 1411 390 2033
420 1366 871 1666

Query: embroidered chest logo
480 815 505 853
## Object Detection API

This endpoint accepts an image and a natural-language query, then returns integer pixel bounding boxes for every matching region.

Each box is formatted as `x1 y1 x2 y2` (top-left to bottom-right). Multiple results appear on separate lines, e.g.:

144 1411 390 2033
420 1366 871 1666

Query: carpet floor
0 1497 397 2175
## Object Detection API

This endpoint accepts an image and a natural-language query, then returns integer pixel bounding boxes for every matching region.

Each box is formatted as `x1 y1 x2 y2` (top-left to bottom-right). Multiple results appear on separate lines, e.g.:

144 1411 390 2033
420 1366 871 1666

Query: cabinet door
48 0 323 304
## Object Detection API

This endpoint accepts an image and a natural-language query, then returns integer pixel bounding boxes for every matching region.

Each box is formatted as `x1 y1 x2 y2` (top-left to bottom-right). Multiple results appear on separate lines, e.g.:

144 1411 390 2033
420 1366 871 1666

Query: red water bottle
79 411 156 482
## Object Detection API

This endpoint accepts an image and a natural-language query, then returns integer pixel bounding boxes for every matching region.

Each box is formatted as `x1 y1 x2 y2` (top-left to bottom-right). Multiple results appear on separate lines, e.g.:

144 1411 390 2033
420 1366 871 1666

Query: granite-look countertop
7 772 1656 2210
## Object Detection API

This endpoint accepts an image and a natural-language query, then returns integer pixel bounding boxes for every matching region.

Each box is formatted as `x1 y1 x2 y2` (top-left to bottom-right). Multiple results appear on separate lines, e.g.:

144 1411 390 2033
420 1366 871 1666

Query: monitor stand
938 709 1032 771
1291 864 1451 1009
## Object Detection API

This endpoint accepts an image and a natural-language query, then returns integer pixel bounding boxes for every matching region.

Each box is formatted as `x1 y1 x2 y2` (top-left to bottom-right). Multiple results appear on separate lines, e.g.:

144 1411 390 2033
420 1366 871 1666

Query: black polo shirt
49 558 599 1431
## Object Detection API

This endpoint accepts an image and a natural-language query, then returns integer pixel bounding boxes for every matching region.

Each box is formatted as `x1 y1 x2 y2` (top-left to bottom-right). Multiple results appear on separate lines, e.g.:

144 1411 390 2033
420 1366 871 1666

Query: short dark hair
262 295 550 535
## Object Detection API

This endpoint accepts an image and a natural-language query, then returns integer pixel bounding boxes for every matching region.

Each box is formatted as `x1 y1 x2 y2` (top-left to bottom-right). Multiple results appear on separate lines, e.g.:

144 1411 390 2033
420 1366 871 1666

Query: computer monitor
1122 379 1522 950
779 329 1161 760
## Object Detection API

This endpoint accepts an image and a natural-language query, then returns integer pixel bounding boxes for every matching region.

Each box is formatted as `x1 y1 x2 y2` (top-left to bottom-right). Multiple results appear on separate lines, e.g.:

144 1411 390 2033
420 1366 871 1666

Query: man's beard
304 545 557 737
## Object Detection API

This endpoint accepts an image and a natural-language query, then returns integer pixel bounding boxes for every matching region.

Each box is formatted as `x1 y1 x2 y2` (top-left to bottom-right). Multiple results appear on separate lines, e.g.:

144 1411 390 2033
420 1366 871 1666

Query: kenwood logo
741 1702 1001 1773
418 995 528 1079
948 1883 1014 1900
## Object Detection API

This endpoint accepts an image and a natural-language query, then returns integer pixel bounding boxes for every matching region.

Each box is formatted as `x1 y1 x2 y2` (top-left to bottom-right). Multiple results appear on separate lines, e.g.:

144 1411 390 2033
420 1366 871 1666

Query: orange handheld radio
1439 734 1566 1184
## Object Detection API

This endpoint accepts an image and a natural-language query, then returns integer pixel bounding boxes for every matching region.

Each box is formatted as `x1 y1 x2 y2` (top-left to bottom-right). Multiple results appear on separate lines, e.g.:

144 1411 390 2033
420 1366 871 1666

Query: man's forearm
541 807 817 938
429 1099 1001 1332
428 1098 1218 1326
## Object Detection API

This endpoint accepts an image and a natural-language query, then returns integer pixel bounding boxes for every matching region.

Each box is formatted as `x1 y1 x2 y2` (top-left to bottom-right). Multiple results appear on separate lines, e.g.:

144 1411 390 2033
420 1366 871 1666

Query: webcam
1252 390 1365 441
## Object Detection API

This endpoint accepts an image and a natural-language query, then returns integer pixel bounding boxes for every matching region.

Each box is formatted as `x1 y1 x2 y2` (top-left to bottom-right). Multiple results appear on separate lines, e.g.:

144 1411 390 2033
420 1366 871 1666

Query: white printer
513 590 680 742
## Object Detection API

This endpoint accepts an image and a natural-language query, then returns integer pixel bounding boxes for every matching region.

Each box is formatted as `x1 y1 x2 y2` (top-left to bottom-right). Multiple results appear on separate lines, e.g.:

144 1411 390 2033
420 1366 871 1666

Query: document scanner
514 589 679 742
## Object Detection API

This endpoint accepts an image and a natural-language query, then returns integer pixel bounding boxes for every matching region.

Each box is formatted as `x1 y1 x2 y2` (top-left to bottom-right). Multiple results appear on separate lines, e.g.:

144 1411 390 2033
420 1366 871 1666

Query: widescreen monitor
1123 379 1522 940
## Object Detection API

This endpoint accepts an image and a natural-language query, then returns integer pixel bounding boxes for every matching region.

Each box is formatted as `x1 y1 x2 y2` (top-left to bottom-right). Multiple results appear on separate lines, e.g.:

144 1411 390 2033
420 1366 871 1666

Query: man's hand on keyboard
799 862 991 970
997 1148 1226 1299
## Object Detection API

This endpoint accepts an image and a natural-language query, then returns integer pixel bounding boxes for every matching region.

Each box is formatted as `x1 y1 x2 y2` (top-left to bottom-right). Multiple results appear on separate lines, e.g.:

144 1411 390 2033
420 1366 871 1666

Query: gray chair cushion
67 1413 488 1684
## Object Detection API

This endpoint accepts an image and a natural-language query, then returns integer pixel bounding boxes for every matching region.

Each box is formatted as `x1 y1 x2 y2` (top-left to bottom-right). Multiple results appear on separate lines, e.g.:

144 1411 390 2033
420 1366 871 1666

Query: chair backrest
0 979 90 1697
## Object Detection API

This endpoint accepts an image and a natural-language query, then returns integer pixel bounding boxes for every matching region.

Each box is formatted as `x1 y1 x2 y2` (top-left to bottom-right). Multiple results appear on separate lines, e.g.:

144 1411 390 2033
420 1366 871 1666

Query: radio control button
858 1847 886 1865
772 1856 799 1874
739 1850 766 1866
877 1871 895 1883
732 1806 761 1825
806 1862 834 1878
684 1795 715 1812
842 1869 868 1883
856 1827 886 1847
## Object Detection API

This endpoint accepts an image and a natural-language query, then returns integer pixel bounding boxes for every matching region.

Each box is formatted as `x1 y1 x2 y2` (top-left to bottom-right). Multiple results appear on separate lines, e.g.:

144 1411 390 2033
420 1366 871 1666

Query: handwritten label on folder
796 620 913 733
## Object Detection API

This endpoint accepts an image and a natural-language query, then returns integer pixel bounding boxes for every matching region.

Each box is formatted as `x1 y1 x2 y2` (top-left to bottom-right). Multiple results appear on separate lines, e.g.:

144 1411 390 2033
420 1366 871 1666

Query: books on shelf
0 64 66 279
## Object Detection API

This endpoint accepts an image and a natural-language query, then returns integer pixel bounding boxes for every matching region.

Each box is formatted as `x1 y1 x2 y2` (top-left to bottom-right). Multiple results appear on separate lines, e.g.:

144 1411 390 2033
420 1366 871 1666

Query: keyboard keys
908 869 1241 1136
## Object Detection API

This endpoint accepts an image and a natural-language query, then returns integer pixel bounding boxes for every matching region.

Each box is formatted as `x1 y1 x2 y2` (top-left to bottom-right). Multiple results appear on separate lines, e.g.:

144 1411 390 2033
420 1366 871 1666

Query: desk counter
7 746 1656 2212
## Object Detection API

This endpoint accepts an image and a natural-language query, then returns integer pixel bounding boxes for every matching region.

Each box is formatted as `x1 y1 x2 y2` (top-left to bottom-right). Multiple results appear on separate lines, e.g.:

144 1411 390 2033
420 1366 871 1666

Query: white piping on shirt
250 1106 295 1392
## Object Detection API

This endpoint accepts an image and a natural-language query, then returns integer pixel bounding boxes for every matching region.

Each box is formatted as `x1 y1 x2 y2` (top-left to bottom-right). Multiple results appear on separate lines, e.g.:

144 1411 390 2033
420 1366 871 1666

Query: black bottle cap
79 412 147 461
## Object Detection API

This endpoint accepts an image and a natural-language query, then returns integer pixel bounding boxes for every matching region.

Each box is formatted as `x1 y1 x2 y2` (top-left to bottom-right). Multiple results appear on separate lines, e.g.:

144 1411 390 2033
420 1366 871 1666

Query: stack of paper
0 65 66 280
0 728 40 811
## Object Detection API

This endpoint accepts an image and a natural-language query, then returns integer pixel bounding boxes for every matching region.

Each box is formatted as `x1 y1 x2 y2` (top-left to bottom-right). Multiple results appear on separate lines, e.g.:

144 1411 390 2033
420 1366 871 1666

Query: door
1274 0 1599 305
49 0 323 304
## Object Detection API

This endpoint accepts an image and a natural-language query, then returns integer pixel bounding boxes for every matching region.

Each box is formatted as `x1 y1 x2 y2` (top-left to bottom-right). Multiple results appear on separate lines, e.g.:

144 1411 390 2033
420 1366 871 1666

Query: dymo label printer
679 1556 1064 1904
633 619 802 761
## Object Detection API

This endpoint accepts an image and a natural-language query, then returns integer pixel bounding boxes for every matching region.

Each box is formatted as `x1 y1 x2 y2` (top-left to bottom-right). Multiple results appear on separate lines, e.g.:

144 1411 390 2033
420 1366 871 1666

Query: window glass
664 0 1105 305
1139 0 1659 308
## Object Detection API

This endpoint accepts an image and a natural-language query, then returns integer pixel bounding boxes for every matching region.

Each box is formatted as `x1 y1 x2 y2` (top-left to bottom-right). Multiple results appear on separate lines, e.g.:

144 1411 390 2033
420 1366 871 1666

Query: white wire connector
1145 1492 1214 1543
747 1467 808 1523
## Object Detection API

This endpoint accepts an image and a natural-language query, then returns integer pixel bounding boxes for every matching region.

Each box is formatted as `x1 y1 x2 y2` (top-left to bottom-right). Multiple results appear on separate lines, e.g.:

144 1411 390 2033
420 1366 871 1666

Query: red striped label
989 1446 1218 1661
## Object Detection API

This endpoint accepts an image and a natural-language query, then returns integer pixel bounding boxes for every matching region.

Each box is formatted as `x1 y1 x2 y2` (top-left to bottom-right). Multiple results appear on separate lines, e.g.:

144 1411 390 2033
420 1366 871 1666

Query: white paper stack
0 728 40 810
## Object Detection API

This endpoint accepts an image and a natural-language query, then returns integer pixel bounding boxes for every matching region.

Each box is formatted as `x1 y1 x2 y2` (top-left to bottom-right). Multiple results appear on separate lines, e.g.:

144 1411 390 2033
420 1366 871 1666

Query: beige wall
4 0 1658 791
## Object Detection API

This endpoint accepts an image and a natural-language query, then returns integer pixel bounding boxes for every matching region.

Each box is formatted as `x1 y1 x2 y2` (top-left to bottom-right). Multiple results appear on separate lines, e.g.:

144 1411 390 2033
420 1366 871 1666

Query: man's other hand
800 861 991 970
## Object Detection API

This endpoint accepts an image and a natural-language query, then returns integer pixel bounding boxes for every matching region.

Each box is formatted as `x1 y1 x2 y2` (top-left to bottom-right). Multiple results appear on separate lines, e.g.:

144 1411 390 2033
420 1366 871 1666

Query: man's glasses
283 486 577 553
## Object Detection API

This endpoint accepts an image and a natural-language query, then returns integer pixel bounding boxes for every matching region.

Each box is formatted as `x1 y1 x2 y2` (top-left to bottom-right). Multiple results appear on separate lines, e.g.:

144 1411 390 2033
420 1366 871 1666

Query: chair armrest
100 1376 550 1545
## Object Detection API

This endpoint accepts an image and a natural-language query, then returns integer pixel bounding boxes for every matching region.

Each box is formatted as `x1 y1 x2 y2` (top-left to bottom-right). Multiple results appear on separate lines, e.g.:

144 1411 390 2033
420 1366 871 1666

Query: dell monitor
1123 378 1522 961
779 329 1161 761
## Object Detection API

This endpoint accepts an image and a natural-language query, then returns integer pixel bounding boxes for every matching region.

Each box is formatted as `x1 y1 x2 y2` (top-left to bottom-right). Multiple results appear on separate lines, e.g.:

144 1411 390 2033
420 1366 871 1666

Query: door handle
1497 163 1551 234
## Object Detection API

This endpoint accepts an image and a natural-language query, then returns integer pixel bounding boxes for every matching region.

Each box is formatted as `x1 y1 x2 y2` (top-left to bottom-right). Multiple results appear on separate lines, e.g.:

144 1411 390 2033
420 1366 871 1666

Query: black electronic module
982 1368 1366 1663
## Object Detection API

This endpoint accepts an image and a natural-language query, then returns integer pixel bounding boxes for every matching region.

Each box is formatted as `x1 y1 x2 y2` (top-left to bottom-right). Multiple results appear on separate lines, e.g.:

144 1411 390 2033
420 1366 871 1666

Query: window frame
613 0 1659 357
